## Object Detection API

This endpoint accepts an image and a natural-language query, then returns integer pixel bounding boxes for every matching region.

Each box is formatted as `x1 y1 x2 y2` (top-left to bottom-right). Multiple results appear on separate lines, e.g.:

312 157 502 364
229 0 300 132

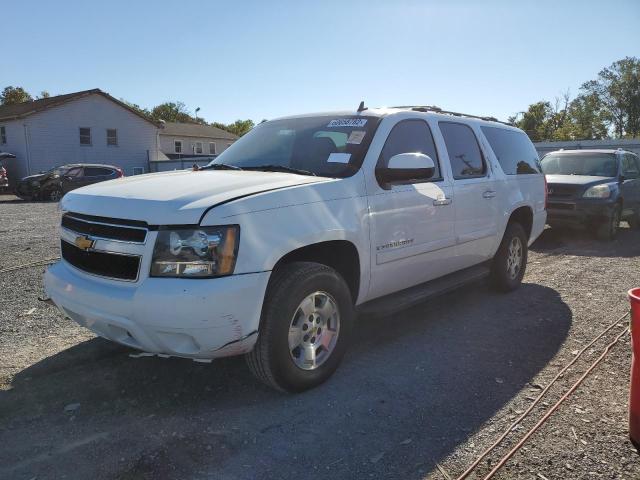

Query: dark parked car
541 149 640 240
15 164 124 201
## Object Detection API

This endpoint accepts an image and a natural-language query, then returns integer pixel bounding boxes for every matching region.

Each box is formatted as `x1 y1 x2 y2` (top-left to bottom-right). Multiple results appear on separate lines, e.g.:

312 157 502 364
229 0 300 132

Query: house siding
0 120 28 187
16 94 159 179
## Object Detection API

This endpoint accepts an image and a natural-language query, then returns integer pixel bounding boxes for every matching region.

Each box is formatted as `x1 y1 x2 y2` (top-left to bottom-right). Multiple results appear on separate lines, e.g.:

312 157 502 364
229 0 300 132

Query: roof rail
390 105 511 125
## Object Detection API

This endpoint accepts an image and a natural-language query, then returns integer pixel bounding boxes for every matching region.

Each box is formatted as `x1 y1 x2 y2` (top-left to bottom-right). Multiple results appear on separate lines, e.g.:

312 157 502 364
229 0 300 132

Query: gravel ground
1 193 639 480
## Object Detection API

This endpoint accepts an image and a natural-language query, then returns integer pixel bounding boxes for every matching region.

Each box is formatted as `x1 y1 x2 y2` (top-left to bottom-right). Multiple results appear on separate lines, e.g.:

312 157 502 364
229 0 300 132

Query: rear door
82 167 117 187
438 121 499 265
621 154 640 216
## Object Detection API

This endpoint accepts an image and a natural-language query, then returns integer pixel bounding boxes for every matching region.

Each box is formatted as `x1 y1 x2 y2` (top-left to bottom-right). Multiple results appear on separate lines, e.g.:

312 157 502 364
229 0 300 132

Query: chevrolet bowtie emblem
74 235 95 251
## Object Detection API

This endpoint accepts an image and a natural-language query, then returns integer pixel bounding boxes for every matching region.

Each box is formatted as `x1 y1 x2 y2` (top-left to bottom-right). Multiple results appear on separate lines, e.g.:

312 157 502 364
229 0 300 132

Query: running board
357 263 491 318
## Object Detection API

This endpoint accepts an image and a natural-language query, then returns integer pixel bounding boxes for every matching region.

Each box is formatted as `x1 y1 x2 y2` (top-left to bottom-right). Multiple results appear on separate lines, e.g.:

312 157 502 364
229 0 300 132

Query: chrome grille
62 213 147 243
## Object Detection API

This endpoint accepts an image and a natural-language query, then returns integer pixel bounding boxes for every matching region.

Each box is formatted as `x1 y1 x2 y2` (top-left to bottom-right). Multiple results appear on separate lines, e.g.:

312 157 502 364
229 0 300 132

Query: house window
106 129 118 146
209 142 216 155
79 127 92 145
174 140 182 153
132 167 144 175
0 126 6 144
195 142 203 154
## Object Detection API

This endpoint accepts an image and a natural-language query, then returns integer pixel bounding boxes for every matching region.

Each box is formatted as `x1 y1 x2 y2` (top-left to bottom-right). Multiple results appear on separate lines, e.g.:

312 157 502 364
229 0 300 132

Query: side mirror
376 152 435 187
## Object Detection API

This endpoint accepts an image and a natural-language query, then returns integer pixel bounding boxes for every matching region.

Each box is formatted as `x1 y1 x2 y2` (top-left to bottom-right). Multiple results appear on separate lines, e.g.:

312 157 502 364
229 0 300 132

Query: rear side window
378 119 441 180
481 126 540 175
439 122 486 179
84 167 113 177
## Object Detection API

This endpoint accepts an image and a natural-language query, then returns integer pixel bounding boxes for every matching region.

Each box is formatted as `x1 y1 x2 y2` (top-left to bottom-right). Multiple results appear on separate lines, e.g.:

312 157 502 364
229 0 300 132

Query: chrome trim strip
63 214 148 244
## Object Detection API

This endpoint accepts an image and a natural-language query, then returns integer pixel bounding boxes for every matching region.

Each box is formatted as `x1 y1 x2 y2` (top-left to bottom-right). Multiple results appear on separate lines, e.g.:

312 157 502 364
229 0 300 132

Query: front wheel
245 262 354 393
596 204 621 241
490 222 528 292
44 187 62 202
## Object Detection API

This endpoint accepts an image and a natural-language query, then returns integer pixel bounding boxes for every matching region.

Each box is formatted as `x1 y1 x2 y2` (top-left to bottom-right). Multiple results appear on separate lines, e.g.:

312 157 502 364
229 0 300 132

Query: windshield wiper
200 163 243 171
243 165 317 176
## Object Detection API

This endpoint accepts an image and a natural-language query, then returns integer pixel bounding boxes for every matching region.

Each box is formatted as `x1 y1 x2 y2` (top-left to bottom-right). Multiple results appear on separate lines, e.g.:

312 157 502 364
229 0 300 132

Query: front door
366 118 457 300
438 122 499 266
621 154 640 217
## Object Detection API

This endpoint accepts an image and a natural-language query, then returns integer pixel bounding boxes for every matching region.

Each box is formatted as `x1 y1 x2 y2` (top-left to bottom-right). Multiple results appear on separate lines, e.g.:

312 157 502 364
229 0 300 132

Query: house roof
160 121 238 140
0 88 162 127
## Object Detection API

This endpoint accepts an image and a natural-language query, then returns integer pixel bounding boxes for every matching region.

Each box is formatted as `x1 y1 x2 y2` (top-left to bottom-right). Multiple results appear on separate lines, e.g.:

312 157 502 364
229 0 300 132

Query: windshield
207 116 381 177
540 153 618 177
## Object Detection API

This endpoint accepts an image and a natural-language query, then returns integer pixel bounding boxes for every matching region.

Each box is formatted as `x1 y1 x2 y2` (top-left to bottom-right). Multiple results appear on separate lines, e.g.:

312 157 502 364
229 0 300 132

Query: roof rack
390 105 511 125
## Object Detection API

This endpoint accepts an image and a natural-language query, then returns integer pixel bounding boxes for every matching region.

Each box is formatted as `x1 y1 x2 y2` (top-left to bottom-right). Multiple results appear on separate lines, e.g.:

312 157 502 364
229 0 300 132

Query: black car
541 149 640 240
15 164 124 201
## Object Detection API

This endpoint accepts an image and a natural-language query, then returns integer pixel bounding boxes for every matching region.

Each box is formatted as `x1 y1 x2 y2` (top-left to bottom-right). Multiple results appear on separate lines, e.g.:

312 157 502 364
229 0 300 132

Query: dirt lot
1 193 639 480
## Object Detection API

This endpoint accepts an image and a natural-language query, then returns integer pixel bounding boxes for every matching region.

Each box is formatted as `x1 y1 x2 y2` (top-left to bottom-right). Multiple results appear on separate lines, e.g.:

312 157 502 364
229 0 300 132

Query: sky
2 0 639 124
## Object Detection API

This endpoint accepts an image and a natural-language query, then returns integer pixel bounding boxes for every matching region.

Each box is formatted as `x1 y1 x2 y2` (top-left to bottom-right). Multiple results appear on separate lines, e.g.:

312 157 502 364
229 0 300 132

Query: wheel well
272 241 360 302
508 206 533 239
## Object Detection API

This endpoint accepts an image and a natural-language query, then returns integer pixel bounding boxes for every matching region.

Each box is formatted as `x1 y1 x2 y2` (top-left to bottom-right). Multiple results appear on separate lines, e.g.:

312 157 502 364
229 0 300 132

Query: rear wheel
596 204 621 241
490 222 528 292
245 262 354 393
627 209 640 230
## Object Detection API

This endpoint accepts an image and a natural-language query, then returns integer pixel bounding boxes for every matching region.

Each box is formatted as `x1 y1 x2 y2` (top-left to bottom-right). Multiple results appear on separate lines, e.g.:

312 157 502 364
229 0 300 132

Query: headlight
583 184 611 199
150 226 239 278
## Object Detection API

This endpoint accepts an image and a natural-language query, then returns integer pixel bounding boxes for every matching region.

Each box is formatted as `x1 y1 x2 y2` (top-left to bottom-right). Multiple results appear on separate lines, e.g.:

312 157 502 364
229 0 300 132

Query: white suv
44 106 546 392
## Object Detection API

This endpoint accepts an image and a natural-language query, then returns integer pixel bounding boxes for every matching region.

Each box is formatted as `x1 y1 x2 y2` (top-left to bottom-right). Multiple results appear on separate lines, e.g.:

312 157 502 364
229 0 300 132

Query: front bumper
546 198 616 227
44 260 270 359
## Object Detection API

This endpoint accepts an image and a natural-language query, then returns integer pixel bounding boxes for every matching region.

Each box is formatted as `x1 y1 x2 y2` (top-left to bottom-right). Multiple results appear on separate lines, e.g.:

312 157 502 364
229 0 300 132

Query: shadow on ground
0 282 570 480
531 224 640 258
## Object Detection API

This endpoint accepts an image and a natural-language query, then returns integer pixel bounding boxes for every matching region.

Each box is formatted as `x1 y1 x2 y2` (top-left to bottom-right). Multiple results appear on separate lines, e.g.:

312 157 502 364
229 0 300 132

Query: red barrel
629 287 640 450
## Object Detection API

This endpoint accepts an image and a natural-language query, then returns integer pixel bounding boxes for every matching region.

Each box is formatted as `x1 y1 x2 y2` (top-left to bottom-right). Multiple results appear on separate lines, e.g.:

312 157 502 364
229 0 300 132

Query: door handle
433 197 452 206
483 190 496 199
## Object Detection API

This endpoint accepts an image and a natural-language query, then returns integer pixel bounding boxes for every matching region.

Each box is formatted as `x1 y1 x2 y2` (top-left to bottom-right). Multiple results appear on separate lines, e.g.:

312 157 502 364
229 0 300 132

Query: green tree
212 119 255 137
150 101 204 124
38 91 50 99
566 93 608 140
0 86 33 105
581 56 640 138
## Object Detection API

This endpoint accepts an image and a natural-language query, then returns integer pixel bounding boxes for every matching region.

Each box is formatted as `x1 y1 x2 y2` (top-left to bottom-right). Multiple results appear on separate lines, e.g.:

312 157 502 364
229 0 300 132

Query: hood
545 174 615 186
60 169 329 225
20 172 51 183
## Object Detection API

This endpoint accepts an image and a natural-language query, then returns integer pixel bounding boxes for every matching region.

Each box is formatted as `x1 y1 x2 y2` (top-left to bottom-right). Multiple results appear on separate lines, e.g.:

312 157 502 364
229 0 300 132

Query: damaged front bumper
44 260 270 360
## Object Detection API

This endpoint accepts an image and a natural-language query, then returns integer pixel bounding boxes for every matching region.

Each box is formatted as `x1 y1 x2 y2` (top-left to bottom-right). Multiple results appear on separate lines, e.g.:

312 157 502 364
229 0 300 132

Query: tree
1 86 33 105
212 119 255 137
38 91 50 99
565 93 608 140
581 57 640 138
150 101 204 124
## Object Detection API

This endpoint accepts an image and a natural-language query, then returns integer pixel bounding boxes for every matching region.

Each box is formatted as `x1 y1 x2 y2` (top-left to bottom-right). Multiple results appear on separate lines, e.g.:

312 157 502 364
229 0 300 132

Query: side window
65 167 83 177
623 154 639 178
480 126 540 175
84 167 112 177
377 119 441 180
439 122 486 179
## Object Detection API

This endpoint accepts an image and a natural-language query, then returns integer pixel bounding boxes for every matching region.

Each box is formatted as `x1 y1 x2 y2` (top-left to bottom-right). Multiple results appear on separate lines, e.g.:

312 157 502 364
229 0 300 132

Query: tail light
0 167 6 178
116 168 124 178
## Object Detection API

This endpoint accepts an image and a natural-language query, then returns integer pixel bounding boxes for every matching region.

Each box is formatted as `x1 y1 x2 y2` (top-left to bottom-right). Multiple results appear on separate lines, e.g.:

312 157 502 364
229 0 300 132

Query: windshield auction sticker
327 153 351 163
327 119 368 128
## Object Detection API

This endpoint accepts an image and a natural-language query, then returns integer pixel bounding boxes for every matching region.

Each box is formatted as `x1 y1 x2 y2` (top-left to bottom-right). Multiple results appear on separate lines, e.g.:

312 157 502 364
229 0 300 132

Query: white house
0 89 162 186
150 121 238 171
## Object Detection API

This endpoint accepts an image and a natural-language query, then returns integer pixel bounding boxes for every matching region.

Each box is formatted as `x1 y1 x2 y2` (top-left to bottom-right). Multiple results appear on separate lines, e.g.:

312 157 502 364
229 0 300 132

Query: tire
596 204 621 241
490 222 528 292
245 261 354 393
45 188 62 202
627 209 640 230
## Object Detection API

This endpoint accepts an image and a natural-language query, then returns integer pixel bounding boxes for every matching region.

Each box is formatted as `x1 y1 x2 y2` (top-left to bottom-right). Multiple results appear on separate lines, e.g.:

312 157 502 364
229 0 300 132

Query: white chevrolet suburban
44 105 546 392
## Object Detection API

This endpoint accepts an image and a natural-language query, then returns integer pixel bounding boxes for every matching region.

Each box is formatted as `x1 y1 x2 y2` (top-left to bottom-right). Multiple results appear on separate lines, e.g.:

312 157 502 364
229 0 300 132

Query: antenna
357 101 367 112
